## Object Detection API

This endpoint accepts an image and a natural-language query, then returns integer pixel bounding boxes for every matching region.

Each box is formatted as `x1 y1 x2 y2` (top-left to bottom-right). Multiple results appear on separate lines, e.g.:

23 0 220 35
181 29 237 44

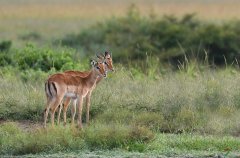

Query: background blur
1 1 240 156
1 0 240 68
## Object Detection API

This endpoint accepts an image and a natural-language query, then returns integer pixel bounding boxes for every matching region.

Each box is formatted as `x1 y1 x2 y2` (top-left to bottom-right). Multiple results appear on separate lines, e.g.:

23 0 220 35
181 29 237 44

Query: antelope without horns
57 51 114 126
43 60 107 128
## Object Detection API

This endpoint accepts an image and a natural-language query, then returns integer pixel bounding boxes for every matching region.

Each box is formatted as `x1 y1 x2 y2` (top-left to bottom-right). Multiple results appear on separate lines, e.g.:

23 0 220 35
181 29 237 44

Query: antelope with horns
57 52 114 126
43 60 107 128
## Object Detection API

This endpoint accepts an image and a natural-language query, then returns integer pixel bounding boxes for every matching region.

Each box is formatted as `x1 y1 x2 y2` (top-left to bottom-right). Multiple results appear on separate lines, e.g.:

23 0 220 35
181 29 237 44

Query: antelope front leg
77 96 83 129
86 92 92 125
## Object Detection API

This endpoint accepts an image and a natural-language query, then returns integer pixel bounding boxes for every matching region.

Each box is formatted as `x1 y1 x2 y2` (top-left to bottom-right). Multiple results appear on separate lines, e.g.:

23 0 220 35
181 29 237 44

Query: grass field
1 66 240 157
1 0 240 157
1 122 240 157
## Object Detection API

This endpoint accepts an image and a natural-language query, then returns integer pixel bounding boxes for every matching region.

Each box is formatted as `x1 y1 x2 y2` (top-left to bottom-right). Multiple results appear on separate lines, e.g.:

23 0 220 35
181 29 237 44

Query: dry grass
1 0 240 20
1 0 240 46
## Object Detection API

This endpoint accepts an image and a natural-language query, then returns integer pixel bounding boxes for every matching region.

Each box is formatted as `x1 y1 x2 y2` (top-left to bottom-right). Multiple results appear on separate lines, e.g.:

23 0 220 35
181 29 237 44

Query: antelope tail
45 81 57 98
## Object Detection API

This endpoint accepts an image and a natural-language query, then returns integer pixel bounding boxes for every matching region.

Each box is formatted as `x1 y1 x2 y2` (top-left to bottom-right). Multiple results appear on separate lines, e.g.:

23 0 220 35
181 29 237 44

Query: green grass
1 66 240 156
0 122 153 155
8 150 240 158
1 122 240 157
1 66 240 135
1 1 240 157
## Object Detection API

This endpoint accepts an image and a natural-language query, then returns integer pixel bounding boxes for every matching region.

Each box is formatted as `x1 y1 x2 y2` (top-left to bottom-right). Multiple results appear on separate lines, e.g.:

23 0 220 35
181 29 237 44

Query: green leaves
15 44 74 72
60 13 240 66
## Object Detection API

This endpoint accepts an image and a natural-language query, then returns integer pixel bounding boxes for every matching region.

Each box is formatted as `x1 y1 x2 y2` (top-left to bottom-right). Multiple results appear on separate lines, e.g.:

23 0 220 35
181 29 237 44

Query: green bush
0 43 89 73
0 40 12 52
19 32 41 41
15 44 77 72
60 8 240 66
0 54 13 66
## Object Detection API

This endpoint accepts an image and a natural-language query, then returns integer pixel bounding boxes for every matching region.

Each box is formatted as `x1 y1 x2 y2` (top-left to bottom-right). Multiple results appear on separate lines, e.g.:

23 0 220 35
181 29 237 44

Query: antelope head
90 59 107 78
96 51 114 72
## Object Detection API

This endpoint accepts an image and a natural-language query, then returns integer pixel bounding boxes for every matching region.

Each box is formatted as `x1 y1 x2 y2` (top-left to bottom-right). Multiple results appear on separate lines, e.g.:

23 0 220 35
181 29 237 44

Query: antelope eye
104 62 108 65
96 66 100 69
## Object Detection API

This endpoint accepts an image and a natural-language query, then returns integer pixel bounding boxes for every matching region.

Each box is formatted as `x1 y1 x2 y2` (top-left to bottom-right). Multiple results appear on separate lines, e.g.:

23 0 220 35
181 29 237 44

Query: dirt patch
0 120 43 132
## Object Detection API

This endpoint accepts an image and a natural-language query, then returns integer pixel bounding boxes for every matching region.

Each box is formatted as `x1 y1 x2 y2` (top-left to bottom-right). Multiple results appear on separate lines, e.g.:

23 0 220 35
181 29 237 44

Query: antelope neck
84 68 99 88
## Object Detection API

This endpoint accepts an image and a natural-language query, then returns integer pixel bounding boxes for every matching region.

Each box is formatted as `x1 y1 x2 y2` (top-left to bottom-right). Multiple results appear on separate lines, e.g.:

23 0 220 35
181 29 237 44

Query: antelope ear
90 59 97 66
105 51 111 57
96 53 104 60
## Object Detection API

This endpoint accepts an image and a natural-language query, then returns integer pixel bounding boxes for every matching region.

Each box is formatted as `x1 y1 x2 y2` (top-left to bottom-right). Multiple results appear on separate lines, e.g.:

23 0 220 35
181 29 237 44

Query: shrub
0 40 12 52
19 32 41 41
15 44 79 72
0 54 13 66
60 8 240 66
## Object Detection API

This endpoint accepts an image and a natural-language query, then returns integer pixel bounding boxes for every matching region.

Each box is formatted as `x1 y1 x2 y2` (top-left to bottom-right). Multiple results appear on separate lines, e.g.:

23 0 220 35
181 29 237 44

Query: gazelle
43 60 107 128
57 52 114 126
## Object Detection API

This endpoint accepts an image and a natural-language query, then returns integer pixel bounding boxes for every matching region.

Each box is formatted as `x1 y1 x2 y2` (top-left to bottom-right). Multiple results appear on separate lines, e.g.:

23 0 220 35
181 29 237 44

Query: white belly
64 92 78 99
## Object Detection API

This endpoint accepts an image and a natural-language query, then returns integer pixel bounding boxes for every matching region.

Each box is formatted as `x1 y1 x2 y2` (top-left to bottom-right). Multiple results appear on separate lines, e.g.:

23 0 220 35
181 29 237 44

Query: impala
43 60 106 128
57 52 114 126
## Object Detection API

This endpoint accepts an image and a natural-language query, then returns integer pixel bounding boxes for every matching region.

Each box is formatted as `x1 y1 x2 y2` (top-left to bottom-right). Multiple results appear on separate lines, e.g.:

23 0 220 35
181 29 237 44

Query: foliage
19 32 41 41
0 122 153 155
0 44 88 74
15 44 77 72
0 40 12 52
60 8 240 66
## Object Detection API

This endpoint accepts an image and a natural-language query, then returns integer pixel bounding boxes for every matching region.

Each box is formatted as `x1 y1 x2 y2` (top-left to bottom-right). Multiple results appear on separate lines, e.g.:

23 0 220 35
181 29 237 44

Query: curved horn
105 51 111 57
96 53 104 60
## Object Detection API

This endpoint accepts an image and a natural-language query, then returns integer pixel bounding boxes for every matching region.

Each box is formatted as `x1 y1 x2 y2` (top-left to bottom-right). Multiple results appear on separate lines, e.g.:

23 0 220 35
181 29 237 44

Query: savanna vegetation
1 0 240 157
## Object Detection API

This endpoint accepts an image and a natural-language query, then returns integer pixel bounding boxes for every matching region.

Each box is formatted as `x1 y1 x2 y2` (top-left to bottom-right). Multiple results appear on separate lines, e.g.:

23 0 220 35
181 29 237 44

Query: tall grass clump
0 77 45 121
0 122 154 155
0 122 85 155
84 123 154 151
